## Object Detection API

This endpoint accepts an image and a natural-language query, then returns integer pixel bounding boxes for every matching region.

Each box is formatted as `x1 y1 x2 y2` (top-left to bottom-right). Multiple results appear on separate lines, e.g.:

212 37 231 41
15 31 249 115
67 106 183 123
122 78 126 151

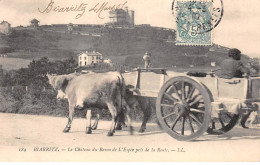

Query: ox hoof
115 125 122 130
63 127 70 133
242 126 249 129
107 132 114 136
129 126 134 135
138 128 145 133
86 127 92 134
122 123 127 128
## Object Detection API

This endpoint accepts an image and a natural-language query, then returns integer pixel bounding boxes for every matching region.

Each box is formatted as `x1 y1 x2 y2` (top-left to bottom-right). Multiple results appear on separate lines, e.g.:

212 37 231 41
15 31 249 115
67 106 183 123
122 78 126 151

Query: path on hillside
0 113 259 161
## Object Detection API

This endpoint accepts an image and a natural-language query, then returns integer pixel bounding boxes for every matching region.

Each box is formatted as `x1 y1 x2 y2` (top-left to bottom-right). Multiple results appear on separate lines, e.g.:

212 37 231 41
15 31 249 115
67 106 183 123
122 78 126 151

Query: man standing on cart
143 51 151 69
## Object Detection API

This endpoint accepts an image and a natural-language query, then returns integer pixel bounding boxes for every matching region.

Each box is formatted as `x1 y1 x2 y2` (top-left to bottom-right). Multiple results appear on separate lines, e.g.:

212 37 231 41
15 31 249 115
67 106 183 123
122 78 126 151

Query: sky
0 0 259 58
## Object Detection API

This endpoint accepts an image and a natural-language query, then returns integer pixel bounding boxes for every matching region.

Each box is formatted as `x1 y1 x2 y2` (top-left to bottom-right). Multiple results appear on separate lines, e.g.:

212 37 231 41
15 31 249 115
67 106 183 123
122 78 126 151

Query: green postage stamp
172 0 223 45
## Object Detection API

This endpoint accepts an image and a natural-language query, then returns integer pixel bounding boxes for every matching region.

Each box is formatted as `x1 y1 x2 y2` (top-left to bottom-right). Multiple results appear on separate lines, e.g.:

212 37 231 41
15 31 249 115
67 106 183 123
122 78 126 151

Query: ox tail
116 73 126 98
116 73 126 112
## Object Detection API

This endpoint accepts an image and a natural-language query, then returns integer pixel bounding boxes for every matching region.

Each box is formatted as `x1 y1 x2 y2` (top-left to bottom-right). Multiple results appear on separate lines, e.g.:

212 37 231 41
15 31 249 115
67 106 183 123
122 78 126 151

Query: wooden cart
123 68 260 141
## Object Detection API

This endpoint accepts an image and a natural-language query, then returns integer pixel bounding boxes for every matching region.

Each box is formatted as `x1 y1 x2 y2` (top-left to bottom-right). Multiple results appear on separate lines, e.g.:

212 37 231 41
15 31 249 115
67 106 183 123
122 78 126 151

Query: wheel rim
156 76 211 141
207 113 239 135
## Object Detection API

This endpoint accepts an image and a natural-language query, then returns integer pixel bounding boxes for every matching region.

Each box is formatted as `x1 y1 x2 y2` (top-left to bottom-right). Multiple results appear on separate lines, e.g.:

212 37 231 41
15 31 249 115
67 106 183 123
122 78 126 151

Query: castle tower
30 19 39 28
0 21 11 34
128 10 135 27
107 7 135 27
67 23 73 32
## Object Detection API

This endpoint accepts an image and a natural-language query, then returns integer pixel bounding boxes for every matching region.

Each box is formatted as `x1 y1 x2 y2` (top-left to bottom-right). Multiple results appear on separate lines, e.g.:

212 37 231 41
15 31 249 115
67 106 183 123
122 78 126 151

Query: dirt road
0 113 259 161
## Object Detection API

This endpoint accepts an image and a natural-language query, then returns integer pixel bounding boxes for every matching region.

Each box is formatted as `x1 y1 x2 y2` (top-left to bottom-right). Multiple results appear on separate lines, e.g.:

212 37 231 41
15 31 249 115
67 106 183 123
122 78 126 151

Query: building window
92 56 94 60
80 57 81 60
84 57 86 60
80 61 82 66
85 62 87 65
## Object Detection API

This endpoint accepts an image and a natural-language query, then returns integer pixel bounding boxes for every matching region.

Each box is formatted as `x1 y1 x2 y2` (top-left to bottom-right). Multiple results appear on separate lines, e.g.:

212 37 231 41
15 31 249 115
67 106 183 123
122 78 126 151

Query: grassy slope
0 26 233 69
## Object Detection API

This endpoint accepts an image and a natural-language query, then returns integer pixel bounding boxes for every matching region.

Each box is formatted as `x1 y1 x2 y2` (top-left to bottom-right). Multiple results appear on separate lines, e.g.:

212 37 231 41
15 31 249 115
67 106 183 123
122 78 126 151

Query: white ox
47 72 133 136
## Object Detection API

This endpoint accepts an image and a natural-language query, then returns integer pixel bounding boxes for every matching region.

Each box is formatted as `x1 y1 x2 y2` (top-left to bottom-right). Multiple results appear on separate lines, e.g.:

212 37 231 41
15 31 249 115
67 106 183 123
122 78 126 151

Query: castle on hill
106 7 135 27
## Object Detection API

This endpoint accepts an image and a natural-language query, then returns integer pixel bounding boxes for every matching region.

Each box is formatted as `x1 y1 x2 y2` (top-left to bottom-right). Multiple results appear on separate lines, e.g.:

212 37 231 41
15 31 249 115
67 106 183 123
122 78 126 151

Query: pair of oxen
47 71 154 136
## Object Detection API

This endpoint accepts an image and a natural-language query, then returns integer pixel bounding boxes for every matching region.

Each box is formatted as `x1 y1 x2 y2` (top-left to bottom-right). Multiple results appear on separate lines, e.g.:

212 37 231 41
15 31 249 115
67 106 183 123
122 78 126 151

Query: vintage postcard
0 0 259 162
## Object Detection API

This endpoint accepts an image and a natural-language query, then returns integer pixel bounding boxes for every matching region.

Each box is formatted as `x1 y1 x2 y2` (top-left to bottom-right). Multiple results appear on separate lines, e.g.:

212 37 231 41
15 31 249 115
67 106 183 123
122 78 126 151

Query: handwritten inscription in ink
38 0 128 19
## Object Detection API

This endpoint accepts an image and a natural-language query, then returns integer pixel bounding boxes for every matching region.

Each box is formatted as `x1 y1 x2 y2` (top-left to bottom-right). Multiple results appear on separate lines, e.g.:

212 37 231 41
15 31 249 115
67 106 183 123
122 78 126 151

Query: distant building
0 21 11 35
209 44 230 52
30 19 39 27
78 51 103 66
103 59 113 66
211 62 216 67
107 7 135 27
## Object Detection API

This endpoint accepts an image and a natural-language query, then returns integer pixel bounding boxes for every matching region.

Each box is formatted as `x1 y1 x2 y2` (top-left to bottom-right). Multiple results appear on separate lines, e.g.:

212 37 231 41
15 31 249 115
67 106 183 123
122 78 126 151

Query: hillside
0 25 243 68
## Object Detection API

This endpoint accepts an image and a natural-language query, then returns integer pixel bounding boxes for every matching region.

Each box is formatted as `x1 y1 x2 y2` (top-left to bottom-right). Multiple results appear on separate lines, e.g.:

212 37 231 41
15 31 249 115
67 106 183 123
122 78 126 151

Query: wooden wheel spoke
188 115 195 133
181 81 185 100
226 113 233 119
171 84 182 101
190 108 205 114
190 114 202 127
171 115 181 130
160 103 175 108
186 85 195 102
189 94 200 103
156 77 212 141
219 118 225 128
181 116 186 135
189 96 203 107
164 92 178 102
163 111 177 119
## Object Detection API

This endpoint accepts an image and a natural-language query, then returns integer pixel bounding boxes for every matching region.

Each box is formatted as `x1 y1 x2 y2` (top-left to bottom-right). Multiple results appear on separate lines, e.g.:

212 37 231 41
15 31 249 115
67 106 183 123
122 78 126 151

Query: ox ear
47 74 57 89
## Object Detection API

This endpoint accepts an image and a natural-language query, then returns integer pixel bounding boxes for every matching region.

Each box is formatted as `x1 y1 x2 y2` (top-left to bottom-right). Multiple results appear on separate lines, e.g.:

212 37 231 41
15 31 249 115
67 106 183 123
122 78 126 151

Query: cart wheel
156 76 211 141
207 113 239 135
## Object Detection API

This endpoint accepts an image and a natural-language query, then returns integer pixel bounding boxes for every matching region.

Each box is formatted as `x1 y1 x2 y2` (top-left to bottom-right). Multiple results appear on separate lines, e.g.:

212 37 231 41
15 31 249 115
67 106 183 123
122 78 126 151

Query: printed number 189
18 147 26 152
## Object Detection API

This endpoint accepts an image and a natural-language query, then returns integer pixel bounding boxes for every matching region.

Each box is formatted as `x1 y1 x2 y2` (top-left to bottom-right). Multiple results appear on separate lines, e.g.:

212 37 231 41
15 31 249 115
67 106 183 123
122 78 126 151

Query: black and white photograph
0 0 259 162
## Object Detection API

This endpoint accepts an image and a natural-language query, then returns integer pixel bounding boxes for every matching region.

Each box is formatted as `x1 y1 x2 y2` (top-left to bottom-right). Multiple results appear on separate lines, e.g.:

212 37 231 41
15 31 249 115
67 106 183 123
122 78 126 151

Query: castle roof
78 51 102 56
30 19 39 23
